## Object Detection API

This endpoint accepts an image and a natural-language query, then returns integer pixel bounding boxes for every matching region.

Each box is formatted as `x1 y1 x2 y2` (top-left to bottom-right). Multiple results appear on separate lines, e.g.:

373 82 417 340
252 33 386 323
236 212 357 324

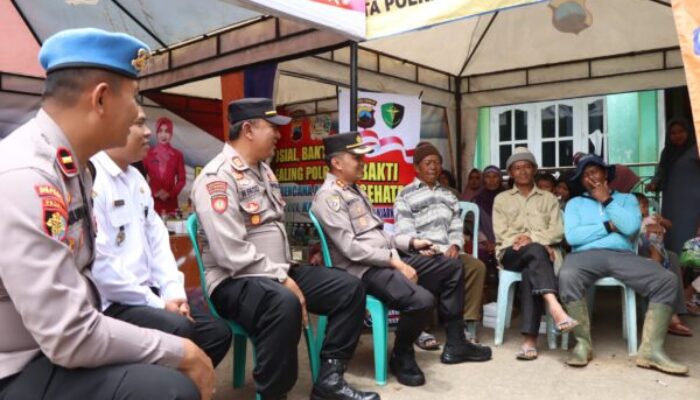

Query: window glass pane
515 110 528 140
588 99 604 134
542 142 555 167
499 145 512 170
541 105 555 138
559 105 573 137
559 140 573 166
499 111 512 142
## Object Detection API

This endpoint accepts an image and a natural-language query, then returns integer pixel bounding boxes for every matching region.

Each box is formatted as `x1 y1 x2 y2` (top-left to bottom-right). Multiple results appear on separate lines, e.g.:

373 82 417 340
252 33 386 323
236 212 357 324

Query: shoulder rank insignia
232 156 245 170
233 170 244 180
335 179 347 190
56 147 78 177
326 195 341 212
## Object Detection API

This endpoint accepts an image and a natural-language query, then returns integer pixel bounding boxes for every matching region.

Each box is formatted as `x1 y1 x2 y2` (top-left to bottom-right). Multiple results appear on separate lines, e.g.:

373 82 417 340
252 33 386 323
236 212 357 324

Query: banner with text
672 0 700 153
339 89 421 225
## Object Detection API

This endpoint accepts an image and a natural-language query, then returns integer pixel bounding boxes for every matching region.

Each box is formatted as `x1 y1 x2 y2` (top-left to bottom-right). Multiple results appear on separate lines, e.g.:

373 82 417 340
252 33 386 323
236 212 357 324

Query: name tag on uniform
114 199 125 207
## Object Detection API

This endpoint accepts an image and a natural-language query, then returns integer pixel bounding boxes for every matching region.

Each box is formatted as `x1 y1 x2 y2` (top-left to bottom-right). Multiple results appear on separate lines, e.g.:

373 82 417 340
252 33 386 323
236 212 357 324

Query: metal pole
350 42 358 131
455 77 463 190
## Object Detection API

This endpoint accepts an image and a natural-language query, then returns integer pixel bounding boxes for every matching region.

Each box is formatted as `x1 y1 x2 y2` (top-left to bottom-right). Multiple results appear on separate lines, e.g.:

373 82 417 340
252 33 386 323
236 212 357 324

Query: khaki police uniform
311 172 465 353
191 143 366 398
0 110 196 400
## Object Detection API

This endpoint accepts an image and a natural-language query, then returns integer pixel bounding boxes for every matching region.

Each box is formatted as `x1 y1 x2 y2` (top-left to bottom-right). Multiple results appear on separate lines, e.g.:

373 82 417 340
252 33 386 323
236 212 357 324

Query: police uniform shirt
0 110 183 379
191 143 291 296
310 172 412 278
91 151 186 311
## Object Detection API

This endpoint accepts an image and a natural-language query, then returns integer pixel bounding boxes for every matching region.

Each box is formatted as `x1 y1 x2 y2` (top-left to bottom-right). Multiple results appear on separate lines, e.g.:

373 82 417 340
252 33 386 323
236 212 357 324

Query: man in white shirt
91 105 232 366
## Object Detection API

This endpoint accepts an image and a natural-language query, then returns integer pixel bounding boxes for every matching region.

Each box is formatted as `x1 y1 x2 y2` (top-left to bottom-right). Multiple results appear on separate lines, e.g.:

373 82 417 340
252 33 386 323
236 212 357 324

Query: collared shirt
0 110 182 379
564 191 641 253
394 178 463 253
310 173 412 278
191 144 290 295
91 151 186 311
492 185 564 260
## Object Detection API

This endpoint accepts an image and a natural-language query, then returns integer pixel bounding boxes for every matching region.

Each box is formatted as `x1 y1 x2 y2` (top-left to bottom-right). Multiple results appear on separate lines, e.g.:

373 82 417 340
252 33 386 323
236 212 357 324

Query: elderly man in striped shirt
394 142 488 348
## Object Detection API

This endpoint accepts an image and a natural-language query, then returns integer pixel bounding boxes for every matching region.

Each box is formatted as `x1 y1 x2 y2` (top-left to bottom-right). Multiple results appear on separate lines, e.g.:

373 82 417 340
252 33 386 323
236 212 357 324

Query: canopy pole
350 42 358 131
455 77 463 191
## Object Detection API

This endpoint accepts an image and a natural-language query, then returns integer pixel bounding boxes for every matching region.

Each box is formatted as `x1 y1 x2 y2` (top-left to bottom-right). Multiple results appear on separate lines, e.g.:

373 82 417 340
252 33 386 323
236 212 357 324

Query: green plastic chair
186 214 320 398
458 201 480 338
308 210 389 386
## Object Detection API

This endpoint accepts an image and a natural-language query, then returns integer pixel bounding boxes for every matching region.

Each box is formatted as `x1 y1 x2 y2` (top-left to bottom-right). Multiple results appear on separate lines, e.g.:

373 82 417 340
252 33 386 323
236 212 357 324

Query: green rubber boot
564 300 592 367
636 303 689 375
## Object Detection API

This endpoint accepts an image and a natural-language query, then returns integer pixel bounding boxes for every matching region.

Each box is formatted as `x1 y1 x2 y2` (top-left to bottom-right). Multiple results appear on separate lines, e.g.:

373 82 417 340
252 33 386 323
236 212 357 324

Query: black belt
68 206 87 225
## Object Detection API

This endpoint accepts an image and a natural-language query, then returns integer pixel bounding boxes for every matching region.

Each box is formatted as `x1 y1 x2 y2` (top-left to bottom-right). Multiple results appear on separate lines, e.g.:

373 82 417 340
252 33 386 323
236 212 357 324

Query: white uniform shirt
91 151 186 311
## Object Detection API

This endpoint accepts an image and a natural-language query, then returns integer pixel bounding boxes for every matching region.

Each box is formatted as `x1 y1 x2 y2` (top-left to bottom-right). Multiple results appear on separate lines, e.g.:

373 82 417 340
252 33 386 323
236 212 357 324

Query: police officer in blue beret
0 28 213 400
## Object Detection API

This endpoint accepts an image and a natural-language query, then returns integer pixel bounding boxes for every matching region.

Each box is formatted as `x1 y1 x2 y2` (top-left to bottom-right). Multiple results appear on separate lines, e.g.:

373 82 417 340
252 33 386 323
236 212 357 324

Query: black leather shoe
310 359 380 400
389 348 425 387
440 341 492 364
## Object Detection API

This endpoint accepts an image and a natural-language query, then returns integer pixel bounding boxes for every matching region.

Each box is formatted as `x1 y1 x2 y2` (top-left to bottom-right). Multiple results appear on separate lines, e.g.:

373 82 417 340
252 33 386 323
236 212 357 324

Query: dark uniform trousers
211 265 366 398
501 243 559 336
105 300 233 367
361 253 465 351
0 355 198 400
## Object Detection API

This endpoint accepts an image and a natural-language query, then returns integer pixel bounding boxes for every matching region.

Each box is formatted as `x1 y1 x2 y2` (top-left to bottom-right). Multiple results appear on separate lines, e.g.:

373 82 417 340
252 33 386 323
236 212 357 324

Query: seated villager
91 105 232 366
492 147 577 361
558 155 688 375
535 172 556 193
311 132 492 387
394 143 489 347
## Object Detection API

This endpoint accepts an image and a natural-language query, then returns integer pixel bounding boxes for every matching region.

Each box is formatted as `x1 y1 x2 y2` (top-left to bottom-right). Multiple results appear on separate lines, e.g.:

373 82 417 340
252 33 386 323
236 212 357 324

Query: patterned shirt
394 178 464 253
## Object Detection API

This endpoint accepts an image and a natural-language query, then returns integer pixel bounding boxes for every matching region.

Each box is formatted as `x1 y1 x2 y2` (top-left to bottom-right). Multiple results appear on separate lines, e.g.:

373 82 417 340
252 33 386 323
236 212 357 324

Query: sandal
516 346 538 361
668 321 693 337
555 317 579 334
414 331 440 351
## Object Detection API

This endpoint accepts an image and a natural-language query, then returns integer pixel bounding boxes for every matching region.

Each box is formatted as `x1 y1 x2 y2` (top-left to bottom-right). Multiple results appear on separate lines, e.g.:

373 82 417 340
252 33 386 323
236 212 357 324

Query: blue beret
39 28 151 79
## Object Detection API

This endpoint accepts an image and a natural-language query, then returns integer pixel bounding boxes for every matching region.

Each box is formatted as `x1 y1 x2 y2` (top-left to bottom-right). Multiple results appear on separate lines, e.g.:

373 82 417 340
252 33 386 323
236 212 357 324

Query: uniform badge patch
243 201 260 213
211 195 228 214
43 209 67 242
335 180 346 189
326 195 341 212
232 156 244 169
250 214 261 225
233 170 244 180
206 181 228 195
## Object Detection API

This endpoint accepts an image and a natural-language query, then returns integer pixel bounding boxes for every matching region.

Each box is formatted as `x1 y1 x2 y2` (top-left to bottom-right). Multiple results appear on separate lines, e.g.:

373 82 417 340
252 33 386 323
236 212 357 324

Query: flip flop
516 346 538 361
555 317 579 334
668 321 693 337
414 331 440 351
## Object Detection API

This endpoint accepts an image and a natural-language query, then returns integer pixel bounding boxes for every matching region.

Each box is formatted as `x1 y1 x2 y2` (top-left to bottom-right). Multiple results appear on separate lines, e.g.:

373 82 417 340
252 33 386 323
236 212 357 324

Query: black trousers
0 355 198 400
211 265 366 398
105 301 232 367
501 243 558 336
361 253 464 351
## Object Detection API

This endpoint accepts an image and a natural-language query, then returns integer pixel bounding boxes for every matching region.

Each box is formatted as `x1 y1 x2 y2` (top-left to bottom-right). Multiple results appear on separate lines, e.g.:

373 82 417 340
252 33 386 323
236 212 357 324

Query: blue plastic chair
309 210 389 386
186 214 320 397
494 269 559 350
458 201 480 338
560 277 638 355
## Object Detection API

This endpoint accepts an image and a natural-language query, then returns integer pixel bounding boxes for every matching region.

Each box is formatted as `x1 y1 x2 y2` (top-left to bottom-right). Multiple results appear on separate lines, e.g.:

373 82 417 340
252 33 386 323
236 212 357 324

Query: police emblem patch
243 201 260 213
211 195 228 214
207 181 229 214
326 195 341 212
43 209 67 242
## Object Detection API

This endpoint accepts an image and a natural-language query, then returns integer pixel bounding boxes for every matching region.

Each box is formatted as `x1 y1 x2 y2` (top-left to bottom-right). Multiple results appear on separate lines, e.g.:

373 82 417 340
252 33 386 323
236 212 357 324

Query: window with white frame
490 96 606 169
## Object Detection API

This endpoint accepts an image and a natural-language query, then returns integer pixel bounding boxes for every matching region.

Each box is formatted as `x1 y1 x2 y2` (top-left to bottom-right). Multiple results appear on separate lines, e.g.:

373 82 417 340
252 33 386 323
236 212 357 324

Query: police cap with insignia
39 28 151 79
323 131 374 158
228 98 291 126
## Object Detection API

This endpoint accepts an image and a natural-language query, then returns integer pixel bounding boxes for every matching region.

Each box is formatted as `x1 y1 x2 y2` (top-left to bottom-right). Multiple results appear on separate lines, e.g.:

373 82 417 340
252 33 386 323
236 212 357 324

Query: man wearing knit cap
312 133 491 388
492 147 577 360
0 28 211 400
394 142 489 347
559 155 687 375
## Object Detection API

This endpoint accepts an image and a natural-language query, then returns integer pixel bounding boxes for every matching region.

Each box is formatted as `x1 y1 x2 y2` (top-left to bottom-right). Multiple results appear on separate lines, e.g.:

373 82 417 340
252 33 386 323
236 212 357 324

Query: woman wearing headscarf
646 118 700 253
460 168 482 201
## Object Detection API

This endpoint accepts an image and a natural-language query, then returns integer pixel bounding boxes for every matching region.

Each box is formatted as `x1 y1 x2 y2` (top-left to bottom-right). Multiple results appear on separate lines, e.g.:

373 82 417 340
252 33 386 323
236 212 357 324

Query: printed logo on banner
694 27 700 55
357 98 377 129
381 103 405 129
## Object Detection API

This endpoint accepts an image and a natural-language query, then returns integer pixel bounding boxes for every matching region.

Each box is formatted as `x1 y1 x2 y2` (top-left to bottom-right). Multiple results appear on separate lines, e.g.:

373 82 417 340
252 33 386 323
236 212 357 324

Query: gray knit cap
506 147 538 170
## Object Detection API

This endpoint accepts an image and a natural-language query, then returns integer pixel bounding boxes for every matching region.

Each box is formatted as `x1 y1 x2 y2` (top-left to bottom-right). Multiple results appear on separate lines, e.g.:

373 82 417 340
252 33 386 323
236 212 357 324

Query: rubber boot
564 300 592 367
310 359 380 400
635 303 689 375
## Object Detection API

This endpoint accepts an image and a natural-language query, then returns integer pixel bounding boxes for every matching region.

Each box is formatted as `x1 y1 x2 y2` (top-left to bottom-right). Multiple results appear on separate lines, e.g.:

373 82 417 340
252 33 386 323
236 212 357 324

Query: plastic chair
308 210 389 386
186 214 320 397
560 277 638 355
494 269 559 350
458 201 480 338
